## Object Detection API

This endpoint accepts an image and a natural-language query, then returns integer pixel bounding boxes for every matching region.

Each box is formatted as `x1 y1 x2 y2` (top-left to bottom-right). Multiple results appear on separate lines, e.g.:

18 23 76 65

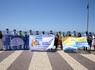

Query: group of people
0 29 95 51
54 31 95 50
0 29 32 50
0 29 54 50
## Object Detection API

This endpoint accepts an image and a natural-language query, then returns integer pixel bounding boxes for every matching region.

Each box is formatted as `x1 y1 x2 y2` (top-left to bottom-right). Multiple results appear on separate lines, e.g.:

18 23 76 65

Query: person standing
54 32 59 49
4 29 11 50
62 32 65 37
36 31 39 35
92 34 95 50
18 30 23 49
72 31 77 37
42 31 45 35
89 32 93 49
12 29 17 36
0 31 4 50
18 30 23 36
84 31 89 51
29 30 33 35
11 29 18 50
49 30 53 35
23 32 29 50
66 31 71 37
58 31 63 49
77 32 82 37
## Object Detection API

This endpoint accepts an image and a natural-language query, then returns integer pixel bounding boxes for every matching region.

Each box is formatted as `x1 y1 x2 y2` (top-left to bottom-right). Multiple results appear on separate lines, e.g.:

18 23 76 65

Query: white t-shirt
92 36 95 45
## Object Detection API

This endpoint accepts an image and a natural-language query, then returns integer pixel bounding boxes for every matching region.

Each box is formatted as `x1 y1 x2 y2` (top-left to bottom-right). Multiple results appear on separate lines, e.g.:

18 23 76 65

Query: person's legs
18 45 22 50
89 45 91 51
26 45 28 50
5 45 8 50
94 45 95 50
7 38 11 50
55 44 57 49
13 46 17 50
54 39 58 49
5 41 8 50
83 47 87 51
24 44 25 50
0 39 4 50
60 40 63 50
24 45 28 50
89 40 92 50
9 45 11 50
85 39 89 51
86 47 87 50
83 47 85 50
11 46 14 50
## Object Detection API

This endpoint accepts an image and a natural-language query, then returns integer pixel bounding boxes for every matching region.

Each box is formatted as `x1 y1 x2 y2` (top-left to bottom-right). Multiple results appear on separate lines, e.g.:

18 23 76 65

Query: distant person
59 31 61 35
18 30 23 36
54 32 59 49
77 32 82 37
84 31 89 51
17 30 23 49
49 30 53 35
29 30 33 35
66 31 71 36
4 28 11 50
36 31 39 35
89 32 93 49
72 31 77 37
0 31 4 50
42 31 45 35
89 32 92 36
92 34 95 50
62 32 65 37
58 31 62 49
23 32 29 50
12 29 17 36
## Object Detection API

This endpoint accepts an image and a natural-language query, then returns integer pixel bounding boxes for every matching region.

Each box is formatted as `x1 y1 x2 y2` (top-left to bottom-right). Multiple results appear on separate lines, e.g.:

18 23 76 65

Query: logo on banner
31 37 39 47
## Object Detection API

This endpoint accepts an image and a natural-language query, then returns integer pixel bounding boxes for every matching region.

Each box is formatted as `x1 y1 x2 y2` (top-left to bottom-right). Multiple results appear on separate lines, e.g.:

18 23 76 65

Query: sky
0 0 95 32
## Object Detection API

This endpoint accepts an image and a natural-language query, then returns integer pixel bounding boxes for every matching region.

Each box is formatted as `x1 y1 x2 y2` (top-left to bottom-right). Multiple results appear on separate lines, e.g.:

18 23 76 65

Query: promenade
0 49 95 70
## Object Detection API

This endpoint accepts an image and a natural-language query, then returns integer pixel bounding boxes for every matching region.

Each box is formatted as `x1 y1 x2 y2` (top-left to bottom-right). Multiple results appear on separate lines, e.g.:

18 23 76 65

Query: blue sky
0 0 95 32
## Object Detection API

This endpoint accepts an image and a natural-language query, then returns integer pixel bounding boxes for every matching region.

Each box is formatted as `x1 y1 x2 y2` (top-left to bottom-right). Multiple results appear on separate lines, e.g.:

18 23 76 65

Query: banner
62 37 89 50
29 35 55 51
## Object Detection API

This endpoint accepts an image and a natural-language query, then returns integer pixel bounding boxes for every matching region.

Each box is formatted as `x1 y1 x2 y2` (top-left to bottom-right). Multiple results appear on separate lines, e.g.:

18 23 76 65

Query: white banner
29 35 55 51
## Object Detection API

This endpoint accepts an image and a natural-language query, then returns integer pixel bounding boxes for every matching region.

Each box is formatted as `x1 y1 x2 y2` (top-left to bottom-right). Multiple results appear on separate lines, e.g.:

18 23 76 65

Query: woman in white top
92 34 95 50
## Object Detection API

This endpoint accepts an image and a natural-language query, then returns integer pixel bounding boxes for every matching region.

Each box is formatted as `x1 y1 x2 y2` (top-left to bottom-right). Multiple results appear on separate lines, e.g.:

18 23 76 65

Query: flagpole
87 0 89 32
